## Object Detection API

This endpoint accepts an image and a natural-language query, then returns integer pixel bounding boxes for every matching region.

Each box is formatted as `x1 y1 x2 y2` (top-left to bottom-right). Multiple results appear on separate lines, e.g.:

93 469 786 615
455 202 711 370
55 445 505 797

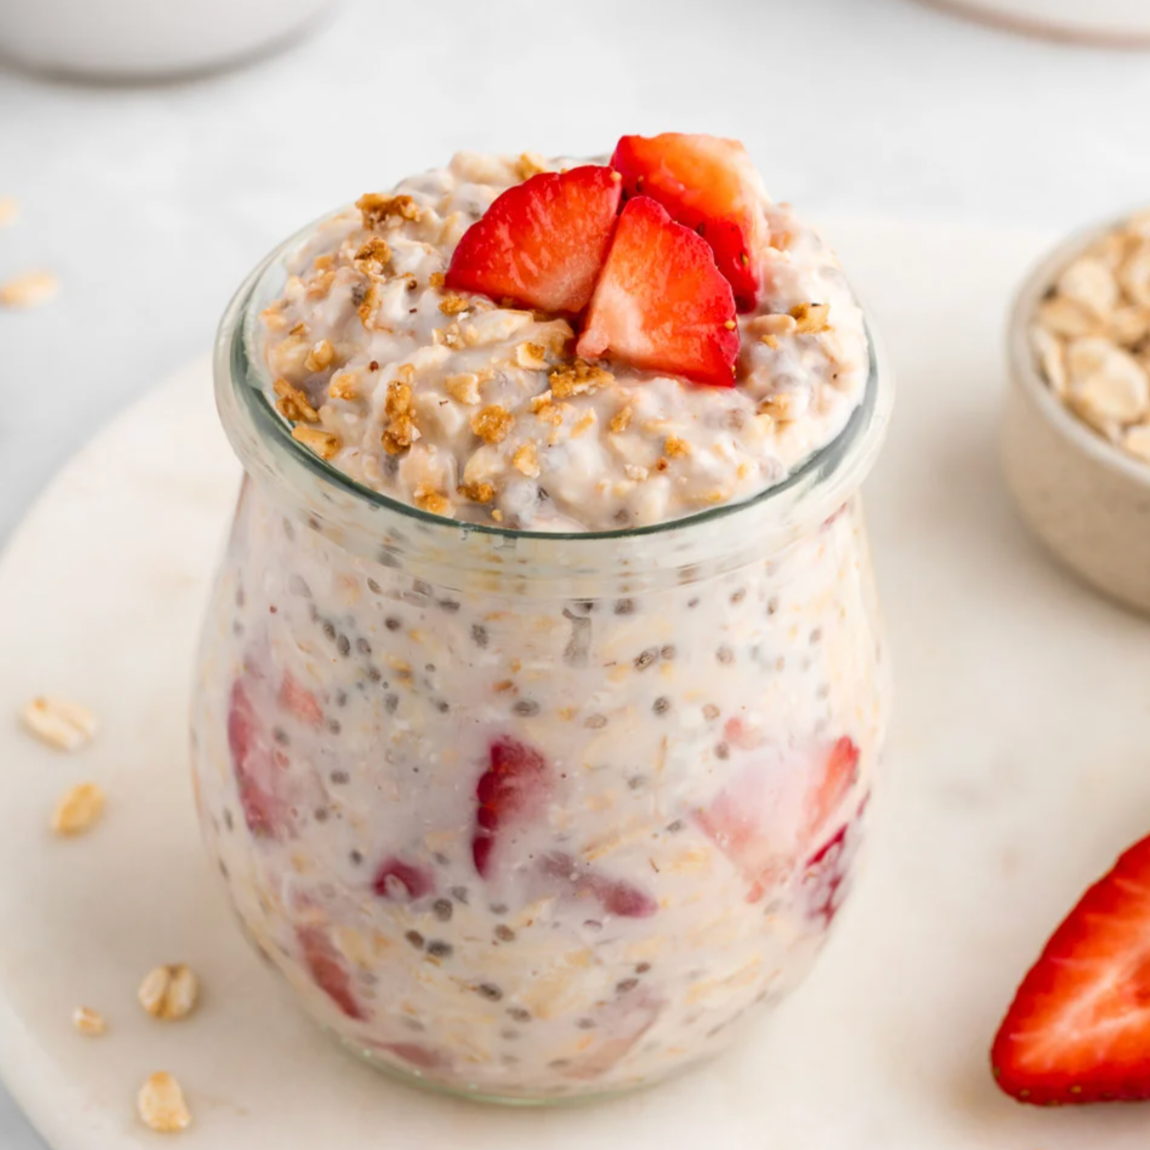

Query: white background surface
2 0 1150 1144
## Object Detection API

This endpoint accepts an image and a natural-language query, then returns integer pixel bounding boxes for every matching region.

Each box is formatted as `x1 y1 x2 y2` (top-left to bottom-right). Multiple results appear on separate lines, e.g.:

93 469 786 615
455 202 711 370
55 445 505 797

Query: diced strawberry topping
804 736 861 843
472 737 553 877
278 671 323 727
611 133 763 311
539 852 657 918
576 196 739 387
992 832 1150 1105
297 925 364 1021
227 679 291 839
445 165 623 313
696 780 788 904
373 857 435 901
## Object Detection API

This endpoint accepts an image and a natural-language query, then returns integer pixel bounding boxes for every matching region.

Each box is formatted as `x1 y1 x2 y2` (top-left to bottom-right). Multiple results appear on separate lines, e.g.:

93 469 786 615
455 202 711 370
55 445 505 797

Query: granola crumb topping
445 373 481 405
549 359 613 399
137 1072 191 1134
357 192 421 229
513 442 541 477
790 303 831 334
471 405 514 444
439 294 470 316
665 435 691 459
274 378 319 423
22 696 98 751
353 237 392 275
291 425 341 459
51 782 105 836
458 481 496 504
516 342 549 371
382 377 419 454
608 406 633 433
414 487 452 516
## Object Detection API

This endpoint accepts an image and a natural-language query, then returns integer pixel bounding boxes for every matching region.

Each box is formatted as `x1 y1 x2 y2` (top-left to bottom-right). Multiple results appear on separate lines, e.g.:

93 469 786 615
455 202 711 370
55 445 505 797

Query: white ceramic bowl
1003 215 1150 616
923 0 1150 43
0 0 338 81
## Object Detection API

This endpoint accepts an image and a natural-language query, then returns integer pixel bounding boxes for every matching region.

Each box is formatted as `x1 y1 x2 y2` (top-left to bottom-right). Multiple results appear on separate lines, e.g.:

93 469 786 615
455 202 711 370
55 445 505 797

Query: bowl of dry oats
1004 209 1150 615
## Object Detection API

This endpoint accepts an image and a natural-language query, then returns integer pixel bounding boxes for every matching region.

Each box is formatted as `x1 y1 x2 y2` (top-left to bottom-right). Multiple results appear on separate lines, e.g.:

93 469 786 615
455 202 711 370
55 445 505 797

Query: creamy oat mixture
259 152 869 532
1031 210 1150 463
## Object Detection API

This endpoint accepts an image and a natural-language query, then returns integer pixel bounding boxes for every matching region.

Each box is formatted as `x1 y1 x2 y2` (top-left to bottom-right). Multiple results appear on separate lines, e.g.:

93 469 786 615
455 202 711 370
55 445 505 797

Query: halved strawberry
227 679 291 839
805 736 861 844
611 133 763 311
992 833 1150 1105
297 925 364 1021
576 196 739 387
696 775 789 904
373 857 435 901
472 737 553 878
444 165 622 313
539 851 657 918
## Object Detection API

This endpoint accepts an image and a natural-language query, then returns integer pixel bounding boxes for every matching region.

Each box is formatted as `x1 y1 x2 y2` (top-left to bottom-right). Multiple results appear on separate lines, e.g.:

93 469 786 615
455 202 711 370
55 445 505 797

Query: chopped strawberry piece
611 133 763 311
576 196 739 387
540 852 657 918
804 736 861 843
472 737 553 877
378 1043 450 1073
278 672 323 727
373 857 435 901
227 679 290 839
696 779 788 903
297 925 364 1021
992 832 1150 1105
445 165 622 313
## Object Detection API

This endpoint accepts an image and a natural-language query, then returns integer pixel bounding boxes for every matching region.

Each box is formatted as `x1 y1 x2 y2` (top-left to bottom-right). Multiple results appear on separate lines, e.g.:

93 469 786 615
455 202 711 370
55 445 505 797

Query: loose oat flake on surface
138 964 199 1021
0 197 19 227
0 270 58 309
138 1072 191 1133
72 1006 106 1036
51 782 105 835
22 696 98 751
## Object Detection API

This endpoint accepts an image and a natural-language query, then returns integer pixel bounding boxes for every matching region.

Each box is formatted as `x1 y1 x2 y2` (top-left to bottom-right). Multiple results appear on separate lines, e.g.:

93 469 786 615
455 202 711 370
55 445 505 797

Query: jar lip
217 209 890 544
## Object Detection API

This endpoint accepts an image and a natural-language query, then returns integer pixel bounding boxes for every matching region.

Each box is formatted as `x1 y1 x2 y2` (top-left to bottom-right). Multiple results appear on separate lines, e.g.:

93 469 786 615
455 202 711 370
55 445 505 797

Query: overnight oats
191 134 893 1102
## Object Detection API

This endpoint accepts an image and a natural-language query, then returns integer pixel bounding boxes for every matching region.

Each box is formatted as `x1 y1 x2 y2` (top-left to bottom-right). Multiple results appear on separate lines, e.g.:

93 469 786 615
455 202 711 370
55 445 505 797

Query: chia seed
494 924 516 942
767 596 779 615
438 599 461 613
687 597 699 609
628 775 647 790
660 645 677 660
384 694 399 714
366 666 382 683
476 983 503 1001
716 742 730 760
385 616 401 631
636 962 652 974
716 646 734 665
426 940 453 959
329 769 350 785
666 819 685 833
356 637 372 655
507 1007 532 1023
703 703 720 720
367 578 382 594
451 886 470 904
432 899 453 922
436 700 450 713
653 696 671 715
471 624 489 648
405 931 425 950
616 978 639 994
731 588 747 604
349 849 363 865
576 1018 596 1030
314 808 329 823
335 689 348 707
584 713 608 729
326 718 341 735
272 726 289 746
336 634 351 657
322 620 336 642
513 699 540 716
614 598 635 615
634 647 659 670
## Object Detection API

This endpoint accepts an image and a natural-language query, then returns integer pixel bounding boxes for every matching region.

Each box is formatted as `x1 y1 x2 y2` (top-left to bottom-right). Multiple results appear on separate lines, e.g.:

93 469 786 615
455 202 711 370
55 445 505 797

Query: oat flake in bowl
193 134 894 1103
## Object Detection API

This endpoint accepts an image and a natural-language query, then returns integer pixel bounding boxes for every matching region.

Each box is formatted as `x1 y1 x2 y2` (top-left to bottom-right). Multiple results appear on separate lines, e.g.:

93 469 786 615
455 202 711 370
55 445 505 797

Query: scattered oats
1065 336 1149 430
328 372 359 401
1123 424 1150 462
458 480 495 504
22 696 98 751
260 304 289 333
51 782 105 836
790 302 831 334
757 393 803 423
445 373 481 406
72 1006 106 1036
0 197 19 227
291 425 341 460
1119 241 1150 308
138 1072 191 1134
274 378 319 423
0 270 58 309
550 359 613 398
353 236 391 275
517 152 550 180
414 487 452 516
306 270 336 298
357 281 380 328
139 964 199 1021
1030 326 1068 398
382 377 419 454
665 435 691 459
429 272 446 288
1056 256 1119 319
313 254 335 272
571 408 597 438
609 406 633 433
439 293 470 316
1111 305 1150 348
516 342 549 370
357 192 420 229
512 442 541 477
472 405 514 444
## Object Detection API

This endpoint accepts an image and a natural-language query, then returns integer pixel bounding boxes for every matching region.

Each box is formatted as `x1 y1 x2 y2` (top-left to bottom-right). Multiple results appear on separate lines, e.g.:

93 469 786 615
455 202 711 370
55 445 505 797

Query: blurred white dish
926 0 1150 42
0 0 337 81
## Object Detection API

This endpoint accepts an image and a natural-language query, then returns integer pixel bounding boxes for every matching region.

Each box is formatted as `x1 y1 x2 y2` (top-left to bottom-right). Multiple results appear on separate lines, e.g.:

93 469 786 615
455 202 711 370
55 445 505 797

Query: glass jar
190 230 894 1105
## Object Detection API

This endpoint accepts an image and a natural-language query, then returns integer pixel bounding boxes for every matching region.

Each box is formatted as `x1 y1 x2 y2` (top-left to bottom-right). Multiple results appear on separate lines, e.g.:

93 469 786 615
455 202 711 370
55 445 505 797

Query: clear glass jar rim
216 209 893 546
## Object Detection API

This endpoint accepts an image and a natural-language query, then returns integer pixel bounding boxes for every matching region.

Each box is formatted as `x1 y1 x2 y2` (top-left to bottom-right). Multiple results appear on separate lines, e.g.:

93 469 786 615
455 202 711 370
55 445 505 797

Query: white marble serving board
3 219 1150 1149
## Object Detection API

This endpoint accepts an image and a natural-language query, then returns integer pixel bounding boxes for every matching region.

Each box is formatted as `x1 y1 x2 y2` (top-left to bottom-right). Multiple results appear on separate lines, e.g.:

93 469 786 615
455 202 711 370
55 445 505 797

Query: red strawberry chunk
445 165 622 313
378 1042 450 1074
227 679 291 839
576 196 739 387
373 857 435 901
297 925 365 1021
540 852 657 918
278 671 323 727
696 782 788 904
992 832 1150 1105
472 737 553 877
804 736 861 844
611 133 764 311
